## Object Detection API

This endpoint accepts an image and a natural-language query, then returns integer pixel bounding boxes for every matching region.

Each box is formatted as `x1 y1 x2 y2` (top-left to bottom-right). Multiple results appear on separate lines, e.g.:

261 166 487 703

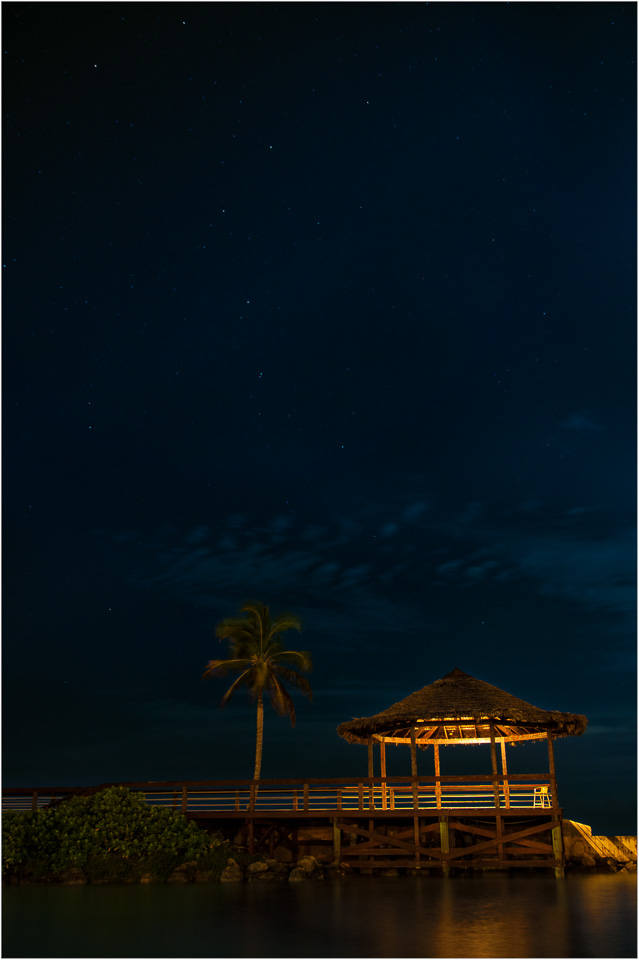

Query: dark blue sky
3 2 636 835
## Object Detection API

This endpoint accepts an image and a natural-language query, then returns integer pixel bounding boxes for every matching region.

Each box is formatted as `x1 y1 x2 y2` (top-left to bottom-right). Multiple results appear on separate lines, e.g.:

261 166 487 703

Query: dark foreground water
3 873 636 958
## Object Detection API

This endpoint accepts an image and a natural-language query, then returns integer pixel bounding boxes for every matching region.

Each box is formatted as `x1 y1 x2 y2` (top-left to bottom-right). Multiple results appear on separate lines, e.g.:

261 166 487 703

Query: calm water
2 874 636 958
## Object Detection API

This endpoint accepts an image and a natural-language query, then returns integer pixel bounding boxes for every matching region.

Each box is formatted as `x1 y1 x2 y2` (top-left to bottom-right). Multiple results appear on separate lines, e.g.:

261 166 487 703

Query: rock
295 856 318 875
625 861 637 872
193 871 213 882
580 854 597 869
288 867 308 882
59 867 87 885
273 846 294 863
220 858 243 882
382 868 400 877
249 860 290 881
247 861 270 876
166 870 190 883
407 867 430 877
139 874 153 884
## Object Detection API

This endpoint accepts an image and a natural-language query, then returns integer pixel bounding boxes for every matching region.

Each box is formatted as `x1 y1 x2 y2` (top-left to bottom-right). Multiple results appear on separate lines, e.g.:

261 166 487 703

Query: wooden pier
2 773 564 875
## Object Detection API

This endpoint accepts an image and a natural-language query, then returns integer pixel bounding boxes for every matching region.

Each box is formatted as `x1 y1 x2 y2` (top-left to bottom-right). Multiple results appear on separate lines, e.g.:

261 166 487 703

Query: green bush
2 786 224 881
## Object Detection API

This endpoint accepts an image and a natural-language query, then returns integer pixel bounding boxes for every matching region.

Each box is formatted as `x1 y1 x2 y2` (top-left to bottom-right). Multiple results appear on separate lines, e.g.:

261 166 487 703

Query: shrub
2 786 219 880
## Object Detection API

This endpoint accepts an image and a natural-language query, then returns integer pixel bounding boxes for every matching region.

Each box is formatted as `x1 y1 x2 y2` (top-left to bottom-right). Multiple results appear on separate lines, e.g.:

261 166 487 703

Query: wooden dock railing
2 775 554 814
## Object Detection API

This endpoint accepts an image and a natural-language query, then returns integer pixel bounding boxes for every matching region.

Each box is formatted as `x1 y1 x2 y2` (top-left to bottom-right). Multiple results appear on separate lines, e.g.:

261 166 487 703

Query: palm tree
203 600 312 781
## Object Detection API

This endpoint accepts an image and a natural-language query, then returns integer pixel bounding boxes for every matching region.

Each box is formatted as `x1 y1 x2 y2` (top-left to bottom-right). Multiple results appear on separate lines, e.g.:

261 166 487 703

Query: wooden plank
503 840 553 854
184 807 560 822
346 860 421 869
303 782 309 812
3 773 557 793
181 785 188 814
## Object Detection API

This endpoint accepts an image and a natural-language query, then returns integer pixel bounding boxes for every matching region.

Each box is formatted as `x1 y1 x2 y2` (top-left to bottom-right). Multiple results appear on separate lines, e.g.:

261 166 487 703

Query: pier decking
2 773 564 874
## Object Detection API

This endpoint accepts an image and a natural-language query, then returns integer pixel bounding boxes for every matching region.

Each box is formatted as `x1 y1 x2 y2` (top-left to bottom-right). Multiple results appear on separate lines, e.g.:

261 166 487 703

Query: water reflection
2 874 636 958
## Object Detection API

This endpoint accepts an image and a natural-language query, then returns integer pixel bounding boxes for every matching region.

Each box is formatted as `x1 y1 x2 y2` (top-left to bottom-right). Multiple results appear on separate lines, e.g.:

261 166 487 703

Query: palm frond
268 675 296 725
220 670 253 707
274 666 313 700
202 657 251 679
214 619 256 644
271 649 312 672
266 613 302 642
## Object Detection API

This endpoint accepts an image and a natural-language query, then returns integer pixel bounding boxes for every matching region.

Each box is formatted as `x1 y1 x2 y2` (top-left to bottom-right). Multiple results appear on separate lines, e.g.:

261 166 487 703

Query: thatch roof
337 668 588 744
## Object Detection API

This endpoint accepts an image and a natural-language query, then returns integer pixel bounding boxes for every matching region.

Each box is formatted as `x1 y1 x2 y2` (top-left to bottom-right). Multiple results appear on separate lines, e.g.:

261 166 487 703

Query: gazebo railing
2 775 555 814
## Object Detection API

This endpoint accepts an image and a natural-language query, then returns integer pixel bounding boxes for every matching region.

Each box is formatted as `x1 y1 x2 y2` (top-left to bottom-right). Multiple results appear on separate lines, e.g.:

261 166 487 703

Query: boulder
580 854 597 869
59 867 87 885
296 856 318 875
139 874 154 884
220 858 243 883
288 867 308 882
382 868 400 877
166 861 199 883
247 861 270 876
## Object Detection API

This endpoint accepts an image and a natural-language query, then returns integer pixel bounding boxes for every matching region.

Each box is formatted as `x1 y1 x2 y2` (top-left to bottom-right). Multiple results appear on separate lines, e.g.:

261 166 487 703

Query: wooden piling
410 728 418 808
489 722 501 807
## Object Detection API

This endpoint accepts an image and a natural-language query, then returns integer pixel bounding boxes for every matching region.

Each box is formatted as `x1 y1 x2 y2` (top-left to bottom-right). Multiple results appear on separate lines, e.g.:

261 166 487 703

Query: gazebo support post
434 743 442 809
500 740 510 808
410 728 418 809
547 731 564 878
546 731 558 807
367 737 374 809
380 739 387 810
489 721 501 807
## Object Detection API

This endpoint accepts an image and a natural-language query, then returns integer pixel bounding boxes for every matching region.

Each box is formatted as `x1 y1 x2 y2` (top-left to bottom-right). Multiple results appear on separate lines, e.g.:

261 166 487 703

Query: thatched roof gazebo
337 667 587 808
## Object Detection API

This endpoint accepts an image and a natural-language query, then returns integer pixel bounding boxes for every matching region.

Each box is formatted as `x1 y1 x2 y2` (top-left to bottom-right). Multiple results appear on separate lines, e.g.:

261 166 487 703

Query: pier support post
440 817 450 876
333 819 341 864
552 820 565 878
413 816 421 868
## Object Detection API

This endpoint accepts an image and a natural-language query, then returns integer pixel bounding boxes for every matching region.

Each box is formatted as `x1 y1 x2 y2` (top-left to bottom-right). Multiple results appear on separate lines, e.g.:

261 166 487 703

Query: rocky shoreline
7 849 636 886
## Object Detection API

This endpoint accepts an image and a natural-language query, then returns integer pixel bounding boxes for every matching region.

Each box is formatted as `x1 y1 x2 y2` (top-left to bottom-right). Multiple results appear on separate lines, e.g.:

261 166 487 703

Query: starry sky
3 2 636 835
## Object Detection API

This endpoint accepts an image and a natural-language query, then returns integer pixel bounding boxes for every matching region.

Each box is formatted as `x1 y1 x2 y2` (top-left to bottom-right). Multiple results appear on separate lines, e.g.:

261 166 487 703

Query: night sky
3 2 636 836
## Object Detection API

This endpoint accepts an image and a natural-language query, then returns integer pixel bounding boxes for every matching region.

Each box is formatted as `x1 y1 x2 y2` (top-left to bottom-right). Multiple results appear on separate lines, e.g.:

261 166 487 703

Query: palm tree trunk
253 691 264 781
